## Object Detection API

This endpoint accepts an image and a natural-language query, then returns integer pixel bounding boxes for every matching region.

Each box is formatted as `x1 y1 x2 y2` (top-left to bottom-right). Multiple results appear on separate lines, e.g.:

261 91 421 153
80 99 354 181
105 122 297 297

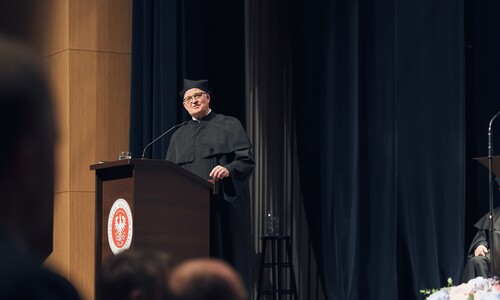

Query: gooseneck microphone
141 121 187 159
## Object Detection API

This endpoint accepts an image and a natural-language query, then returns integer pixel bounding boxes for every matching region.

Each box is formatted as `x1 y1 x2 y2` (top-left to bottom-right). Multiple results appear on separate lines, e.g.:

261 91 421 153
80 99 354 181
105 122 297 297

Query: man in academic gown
166 79 255 292
461 207 500 283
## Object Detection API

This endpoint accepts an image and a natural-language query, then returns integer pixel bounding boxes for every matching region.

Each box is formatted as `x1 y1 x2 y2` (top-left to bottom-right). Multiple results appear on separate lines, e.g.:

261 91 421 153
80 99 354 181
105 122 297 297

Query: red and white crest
107 198 133 254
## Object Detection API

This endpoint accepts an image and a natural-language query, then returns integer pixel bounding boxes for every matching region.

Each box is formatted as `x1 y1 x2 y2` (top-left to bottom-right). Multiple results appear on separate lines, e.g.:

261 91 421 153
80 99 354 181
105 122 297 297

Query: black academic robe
461 207 500 283
166 111 255 291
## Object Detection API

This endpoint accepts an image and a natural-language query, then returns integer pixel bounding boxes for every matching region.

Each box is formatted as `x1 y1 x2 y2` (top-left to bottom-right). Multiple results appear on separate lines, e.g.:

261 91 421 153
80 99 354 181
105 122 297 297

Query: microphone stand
141 121 187 159
488 110 500 276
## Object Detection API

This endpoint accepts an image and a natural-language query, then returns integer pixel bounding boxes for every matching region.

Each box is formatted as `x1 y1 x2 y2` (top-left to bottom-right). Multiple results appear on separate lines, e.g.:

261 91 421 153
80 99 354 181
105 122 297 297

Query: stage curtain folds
290 0 465 298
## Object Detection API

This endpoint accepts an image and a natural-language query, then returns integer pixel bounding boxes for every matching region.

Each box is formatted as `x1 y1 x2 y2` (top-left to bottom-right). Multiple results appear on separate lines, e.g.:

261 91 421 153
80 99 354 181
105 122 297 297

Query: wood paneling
95 52 131 162
35 0 70 57
45 192 71 277
69 50 131 192
69 192 96 300
45 51 70 193
69 0 132 53
45 191 96 300
68 50 98 192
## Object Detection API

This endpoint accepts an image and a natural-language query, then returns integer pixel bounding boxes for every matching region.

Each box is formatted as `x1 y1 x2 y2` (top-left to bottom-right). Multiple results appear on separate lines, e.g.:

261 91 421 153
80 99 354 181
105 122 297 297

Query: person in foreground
99 250 173 300
168 258 248 300
461 207 500 283
0 37 80 299
166 79 255 291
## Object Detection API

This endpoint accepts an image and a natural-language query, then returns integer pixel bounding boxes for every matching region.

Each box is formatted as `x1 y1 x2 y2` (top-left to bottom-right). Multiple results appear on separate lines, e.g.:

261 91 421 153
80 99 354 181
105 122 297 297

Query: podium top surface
90 158 216 192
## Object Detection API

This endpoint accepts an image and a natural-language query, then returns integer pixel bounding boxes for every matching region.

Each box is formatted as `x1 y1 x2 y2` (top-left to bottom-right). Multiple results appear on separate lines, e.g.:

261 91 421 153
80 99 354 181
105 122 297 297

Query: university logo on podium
107 198 133 254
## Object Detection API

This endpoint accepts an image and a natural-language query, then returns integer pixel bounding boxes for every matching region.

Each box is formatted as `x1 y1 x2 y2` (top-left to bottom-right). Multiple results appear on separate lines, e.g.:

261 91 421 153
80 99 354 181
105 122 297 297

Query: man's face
183 88 210 119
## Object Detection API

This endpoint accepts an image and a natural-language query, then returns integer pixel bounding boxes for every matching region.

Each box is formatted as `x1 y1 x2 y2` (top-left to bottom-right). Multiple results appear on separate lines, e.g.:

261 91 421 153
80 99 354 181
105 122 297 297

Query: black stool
256 236 298 299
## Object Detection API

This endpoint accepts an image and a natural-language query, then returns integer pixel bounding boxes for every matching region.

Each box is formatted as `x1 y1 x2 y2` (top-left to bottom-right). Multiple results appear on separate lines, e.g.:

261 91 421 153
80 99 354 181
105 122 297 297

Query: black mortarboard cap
180 79 209 97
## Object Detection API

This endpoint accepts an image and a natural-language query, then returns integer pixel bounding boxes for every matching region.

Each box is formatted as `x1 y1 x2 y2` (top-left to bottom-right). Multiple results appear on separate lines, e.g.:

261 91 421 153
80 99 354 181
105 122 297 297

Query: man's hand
474 245 489 257
210 165 230 179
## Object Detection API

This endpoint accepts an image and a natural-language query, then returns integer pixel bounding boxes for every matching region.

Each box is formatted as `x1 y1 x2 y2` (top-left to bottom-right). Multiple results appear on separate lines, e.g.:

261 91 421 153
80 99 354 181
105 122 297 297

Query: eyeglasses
183 92 207 104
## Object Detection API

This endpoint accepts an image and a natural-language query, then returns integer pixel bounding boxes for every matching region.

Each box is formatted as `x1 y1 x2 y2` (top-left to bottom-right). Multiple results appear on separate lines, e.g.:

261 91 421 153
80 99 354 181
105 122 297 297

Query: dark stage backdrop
289 0 465 299
129 0 497 299
464 0 500 262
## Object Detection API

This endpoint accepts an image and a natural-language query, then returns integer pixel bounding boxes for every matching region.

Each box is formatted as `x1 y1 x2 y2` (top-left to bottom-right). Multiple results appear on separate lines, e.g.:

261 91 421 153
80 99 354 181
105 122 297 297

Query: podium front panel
101 176 134 263
92 159 211 269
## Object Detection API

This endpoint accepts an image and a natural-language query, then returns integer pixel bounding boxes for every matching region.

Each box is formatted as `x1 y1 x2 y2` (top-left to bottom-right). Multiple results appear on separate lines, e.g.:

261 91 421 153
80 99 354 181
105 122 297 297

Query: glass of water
119 151 131 160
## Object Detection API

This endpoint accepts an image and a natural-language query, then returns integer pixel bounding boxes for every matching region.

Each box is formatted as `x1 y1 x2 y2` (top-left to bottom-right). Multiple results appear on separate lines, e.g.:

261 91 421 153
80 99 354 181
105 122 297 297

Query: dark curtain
130 0 182 159
129 0 245 159
290 0 465 299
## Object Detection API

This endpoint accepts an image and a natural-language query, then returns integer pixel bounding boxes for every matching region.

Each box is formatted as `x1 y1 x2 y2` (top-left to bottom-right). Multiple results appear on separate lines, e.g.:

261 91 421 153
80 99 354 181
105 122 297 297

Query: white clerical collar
192 109 212 121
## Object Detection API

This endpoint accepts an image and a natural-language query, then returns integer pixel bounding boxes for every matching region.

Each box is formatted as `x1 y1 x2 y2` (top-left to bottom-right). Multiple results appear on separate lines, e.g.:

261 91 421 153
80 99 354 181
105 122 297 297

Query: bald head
169 259 248 300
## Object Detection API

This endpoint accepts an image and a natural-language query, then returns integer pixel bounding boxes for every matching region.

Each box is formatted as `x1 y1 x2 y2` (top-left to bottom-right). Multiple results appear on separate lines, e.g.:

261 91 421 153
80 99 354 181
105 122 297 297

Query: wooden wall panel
68 50 98 192
45 51 70 193
35 0 70 57
95 53 131 161
45 192 71 278
69 50 131 192
45 191 96 299
69 0 132 53
69 191 96 300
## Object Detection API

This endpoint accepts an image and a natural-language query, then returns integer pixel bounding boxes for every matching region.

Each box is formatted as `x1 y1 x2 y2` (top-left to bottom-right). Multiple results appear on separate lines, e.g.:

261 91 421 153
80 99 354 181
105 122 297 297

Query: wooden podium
90 158 215 272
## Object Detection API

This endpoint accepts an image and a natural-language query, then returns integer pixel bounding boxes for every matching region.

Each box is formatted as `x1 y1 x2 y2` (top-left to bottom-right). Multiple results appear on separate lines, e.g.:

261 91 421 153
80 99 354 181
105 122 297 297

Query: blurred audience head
0 35 81 300
99 250 173 300
169 258 248 300
0 35 56 261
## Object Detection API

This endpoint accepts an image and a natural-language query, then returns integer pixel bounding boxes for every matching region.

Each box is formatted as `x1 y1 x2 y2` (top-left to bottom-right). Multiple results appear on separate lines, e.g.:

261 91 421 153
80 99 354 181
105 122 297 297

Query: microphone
141 121 187 159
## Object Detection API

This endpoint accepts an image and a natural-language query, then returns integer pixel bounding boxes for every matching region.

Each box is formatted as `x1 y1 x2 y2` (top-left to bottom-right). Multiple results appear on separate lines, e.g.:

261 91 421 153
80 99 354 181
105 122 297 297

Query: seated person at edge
166 79 255 292
461 207 500 283
0 37 80 299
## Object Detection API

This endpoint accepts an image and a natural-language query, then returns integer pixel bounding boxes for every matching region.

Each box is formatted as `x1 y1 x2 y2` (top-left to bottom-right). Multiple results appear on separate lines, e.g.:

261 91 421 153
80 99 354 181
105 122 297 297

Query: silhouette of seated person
0 37 80 299
168 258 248 300
461 206 500 283
99 250 173 300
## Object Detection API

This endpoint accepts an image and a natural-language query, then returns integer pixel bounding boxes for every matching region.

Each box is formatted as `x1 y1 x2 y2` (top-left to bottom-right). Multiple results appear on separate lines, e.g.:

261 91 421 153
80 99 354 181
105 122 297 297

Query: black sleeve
225 148 255 180
467 230 488 260
221 148 255 202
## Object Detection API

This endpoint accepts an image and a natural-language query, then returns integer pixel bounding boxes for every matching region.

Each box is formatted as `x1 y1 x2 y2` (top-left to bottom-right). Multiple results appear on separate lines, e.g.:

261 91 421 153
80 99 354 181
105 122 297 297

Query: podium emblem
107 198 133 254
